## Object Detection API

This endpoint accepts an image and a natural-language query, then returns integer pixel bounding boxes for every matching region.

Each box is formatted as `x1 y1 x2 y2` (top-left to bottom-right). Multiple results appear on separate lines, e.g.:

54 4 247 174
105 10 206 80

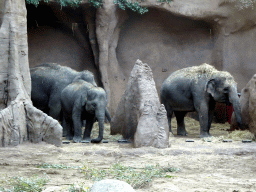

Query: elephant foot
73 136 82 143
91 137 103 143
66 135 73 140
200 132 212 138
83 137 91 141
177 130 188 136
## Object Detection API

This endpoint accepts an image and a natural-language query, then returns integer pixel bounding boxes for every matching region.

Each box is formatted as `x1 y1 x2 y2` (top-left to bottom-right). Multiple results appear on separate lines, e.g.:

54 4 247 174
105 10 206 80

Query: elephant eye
92 103 97 107
223 87 229 93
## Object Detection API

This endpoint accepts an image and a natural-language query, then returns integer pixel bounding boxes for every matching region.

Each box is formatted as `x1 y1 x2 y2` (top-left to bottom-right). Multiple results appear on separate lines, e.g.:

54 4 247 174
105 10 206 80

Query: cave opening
26 2 102 85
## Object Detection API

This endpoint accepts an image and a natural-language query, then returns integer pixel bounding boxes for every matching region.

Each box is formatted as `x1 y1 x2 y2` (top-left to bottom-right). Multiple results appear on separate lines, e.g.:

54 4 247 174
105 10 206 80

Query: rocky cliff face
0 0 62 147
25 0 256 115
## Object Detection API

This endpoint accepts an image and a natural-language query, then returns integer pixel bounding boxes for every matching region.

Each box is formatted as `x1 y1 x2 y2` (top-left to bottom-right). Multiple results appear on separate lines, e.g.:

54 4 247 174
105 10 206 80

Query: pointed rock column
111 59 170 148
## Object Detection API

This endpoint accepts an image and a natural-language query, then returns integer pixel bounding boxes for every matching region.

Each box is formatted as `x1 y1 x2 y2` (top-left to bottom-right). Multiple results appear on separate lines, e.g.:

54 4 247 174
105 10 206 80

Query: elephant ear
205 79 216 97
81 93 88 107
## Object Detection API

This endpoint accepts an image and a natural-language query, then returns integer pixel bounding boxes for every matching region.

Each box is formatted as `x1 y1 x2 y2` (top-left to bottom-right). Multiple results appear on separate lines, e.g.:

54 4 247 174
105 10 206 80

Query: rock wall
231 74 256 136
26 3 102 86
0 0 62 147
25 0 256 116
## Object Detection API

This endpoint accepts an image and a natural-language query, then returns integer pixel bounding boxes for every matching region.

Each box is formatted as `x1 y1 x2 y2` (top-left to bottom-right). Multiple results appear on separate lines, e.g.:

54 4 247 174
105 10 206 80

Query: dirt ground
0 117 256 192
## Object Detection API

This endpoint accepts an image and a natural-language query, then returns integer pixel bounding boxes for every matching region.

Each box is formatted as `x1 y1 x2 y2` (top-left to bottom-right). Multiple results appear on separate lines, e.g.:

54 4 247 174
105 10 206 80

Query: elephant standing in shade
160 63 244 138
61 80 111 143
30 63 97 122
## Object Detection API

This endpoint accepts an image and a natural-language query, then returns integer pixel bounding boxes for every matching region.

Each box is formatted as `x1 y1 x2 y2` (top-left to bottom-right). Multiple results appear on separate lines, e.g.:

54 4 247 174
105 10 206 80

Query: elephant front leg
198 106 211 138
207 100 215 135
83 118 94 141
72 112 83 143
207 109 214 136
63 117 73 140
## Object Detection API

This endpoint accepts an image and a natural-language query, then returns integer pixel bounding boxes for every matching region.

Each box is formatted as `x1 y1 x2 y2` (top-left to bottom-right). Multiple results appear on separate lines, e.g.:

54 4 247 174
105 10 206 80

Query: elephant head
205 75 244 130
83 87 109 143
73 70 97 87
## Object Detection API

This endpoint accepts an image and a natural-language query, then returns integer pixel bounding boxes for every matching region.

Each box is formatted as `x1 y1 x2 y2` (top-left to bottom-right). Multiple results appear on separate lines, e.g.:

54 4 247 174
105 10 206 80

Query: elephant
61 80 111 143
160 63 244 138
30 63 97 122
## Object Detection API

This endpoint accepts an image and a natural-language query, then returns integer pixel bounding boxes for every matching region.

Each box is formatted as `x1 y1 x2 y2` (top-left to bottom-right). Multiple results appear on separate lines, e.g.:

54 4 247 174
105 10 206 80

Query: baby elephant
61 80 111 143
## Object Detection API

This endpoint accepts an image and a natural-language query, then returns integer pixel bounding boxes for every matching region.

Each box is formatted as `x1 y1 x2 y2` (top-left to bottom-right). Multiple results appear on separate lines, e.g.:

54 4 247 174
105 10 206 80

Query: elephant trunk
105 108 111 123
91 109 105 143
229 86 244 130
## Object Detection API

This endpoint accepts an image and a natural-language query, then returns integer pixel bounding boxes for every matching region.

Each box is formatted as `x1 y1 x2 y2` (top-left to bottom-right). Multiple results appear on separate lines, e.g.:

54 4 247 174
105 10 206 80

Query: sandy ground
0 117 256 192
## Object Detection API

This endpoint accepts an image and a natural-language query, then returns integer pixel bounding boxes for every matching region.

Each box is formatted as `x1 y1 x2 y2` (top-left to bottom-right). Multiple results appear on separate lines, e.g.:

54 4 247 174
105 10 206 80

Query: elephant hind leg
174 111 188 136
48 94 61 120
63 117 73 140
164 104 173 133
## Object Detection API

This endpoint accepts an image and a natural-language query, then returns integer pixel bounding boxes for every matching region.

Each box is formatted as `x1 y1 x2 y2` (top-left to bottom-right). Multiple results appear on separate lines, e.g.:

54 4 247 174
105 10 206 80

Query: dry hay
227 130 255 141
89 117 254 144
172 63 236 85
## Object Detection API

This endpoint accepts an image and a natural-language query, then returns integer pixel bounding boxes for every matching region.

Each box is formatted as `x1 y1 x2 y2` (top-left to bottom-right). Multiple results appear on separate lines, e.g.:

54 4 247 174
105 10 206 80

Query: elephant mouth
88 110 95 114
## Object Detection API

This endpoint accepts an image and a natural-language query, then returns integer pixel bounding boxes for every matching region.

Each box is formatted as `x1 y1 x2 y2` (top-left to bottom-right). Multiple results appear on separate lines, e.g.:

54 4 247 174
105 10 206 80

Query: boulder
90 179 136 192
111 59 170 148
230 74 256 135
248 75 256 135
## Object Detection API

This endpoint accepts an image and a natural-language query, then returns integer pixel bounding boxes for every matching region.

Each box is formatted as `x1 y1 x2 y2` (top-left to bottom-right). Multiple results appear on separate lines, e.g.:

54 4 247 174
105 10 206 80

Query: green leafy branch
157 0 172 4
88 0 104 8
114 0 148 14
26 0 82 7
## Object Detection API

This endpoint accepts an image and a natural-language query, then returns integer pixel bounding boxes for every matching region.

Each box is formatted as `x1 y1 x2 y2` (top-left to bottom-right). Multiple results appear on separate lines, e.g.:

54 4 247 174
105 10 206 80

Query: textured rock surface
230 74 256 135
111 60 169 148
135 102 169 148
248 75 256 135
90 179 136 192
0 0 62 147
26 0 256 116
25 103 62 146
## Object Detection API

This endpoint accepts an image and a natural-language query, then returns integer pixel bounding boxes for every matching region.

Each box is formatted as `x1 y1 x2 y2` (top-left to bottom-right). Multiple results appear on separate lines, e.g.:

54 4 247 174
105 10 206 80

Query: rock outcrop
26 0 256 116
0 0 62 147
230 74 256 135
90 179 136 192
111 59 169 148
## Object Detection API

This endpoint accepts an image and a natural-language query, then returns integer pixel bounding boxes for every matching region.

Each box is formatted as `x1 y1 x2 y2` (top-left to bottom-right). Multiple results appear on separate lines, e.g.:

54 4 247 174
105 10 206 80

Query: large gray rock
111 59 170 148
230 74 256 136
90 179 136 192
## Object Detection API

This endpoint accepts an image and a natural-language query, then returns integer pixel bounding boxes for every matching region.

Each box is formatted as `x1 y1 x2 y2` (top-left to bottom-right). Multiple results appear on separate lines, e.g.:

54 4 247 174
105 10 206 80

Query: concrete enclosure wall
26 0 256 114
117 8 215 95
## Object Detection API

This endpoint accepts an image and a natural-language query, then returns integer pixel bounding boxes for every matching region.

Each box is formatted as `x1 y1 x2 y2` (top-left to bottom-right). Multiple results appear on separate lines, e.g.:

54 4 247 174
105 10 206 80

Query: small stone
90 179 136 192
242 140 252 143
118 139 132 143
81 140 90 143
185 139 194 142
223 139 232 142
62 140 70 144
102 140 109 143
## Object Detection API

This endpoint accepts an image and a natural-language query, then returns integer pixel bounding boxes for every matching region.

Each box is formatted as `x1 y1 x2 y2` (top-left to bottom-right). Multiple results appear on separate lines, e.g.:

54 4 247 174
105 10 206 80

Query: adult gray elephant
31 63 97 121
61 80 111 143
160 63 244 138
